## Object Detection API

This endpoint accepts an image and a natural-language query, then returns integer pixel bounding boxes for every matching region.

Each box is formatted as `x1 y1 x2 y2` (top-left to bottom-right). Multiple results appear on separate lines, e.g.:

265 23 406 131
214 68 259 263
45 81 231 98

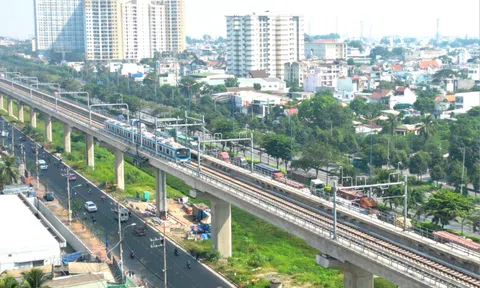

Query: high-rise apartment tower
226 13 305 79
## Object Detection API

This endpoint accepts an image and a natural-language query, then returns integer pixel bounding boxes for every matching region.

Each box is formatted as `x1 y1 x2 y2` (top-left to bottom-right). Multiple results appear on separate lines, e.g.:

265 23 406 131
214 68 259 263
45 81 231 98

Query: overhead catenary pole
333 180 337 240
403 175 408 231
250 133 254 173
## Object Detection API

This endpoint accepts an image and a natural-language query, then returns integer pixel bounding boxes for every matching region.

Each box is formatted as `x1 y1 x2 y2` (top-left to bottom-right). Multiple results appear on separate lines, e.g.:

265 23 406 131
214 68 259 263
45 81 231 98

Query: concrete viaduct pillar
7 97 13 117
114 148 124 191
44 114 52 142
210 196 232 258
17 102 24 123
154 168 167 218
63 123 71 153
0 94 4 110
86 134 94 168
30 107 37 128
316 255 373 288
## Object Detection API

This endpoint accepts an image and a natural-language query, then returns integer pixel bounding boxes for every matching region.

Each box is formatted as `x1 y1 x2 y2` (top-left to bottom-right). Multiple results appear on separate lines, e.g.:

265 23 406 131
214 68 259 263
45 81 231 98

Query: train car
104 120 191 162
254 163 283 179
433 230 480 252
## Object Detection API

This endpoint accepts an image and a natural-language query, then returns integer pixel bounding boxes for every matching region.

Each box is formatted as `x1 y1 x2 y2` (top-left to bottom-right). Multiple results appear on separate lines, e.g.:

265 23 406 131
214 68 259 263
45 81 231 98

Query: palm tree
419 115 437 140
0 275 21 288
385 114 398 135
0 155 20 190
20 268 50 288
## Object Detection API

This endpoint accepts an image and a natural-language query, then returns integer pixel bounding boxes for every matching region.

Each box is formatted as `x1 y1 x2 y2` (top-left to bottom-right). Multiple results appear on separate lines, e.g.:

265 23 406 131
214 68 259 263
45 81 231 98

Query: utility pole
460 147 466 194
35 144 39 189
403 175 408 231
118 202 124 283
67 167 71 224
332 180 337 240
151 236 167 287
10 124 14 153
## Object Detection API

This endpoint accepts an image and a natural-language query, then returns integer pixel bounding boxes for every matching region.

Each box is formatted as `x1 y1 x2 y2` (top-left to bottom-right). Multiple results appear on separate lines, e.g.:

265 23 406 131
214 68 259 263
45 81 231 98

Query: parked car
133 226 146 236
43 192 54 201
84 201 97 212
38 159 48 170
68 173 77 181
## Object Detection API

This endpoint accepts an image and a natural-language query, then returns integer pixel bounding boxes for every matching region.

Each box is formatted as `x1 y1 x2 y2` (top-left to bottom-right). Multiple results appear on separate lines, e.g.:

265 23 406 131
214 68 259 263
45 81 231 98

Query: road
6 121 231 288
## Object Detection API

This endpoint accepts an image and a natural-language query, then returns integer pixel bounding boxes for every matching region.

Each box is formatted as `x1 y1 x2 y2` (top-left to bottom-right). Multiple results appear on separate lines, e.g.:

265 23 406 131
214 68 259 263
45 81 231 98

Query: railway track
2 79 480 287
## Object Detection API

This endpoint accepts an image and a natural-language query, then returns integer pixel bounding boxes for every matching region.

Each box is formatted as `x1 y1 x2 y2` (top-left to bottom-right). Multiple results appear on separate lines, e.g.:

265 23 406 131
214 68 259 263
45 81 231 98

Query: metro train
104 120 191 162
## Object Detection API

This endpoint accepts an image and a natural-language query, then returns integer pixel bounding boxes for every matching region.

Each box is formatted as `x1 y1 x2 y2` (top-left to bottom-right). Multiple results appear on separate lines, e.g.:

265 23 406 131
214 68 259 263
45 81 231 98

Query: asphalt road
7 122 231 288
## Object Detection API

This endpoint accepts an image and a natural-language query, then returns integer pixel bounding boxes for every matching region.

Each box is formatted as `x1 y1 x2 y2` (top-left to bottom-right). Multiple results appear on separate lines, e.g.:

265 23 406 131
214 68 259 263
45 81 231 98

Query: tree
262 133 293 169
409 151 429 179
419 115 437 140
469 162 480 192
419 189 472 228
288 83 302 92
224 77 239 88
448 160 470 191
0 275 21 288
391 47 404 57
253 83 261 91
347 40 364 52
413 97 435 114
434 69 459 79
347 58 355 65
430 164 446 185
297 142 338 183
0 155 20 190
21 268 51 288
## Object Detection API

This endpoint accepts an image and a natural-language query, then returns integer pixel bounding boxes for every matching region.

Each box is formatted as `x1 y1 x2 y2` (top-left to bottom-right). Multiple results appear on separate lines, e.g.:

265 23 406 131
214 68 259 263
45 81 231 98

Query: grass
0 101 398 287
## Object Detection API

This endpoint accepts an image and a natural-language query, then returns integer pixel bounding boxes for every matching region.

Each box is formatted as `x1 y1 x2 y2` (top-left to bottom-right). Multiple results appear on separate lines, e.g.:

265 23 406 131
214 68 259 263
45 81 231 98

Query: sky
0 0 479 40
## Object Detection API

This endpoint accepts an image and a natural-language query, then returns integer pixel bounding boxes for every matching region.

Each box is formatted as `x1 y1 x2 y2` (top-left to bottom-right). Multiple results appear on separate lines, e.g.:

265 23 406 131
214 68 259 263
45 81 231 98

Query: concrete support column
63 123 71 153
316 255 373 288
17 102 24 123
114 148 125 191
30 107 37 128
0 94 4 110
45 115 52 142
210 197 232 258
7 97 13 116
86 134 94 168
154 168 167 217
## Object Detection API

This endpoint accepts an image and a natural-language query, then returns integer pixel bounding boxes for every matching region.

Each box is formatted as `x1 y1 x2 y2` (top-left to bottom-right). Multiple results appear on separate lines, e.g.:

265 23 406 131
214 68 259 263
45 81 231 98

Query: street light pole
67 167 71 224
403 175 408 231
35 143 39 189
460 147 466 194
332 180 337 240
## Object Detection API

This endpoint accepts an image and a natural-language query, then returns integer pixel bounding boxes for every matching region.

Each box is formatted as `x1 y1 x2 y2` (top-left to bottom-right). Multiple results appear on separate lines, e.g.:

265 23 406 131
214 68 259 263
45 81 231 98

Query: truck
113 207 130 222
336 188 378 212
217 151 231 163
233 156 249 168
309 179 326 195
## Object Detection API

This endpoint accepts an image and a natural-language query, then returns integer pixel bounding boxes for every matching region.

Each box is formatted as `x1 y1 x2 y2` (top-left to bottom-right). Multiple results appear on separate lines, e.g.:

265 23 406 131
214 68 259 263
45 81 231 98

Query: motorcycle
130 251 135 259
174 248 179 256
186 261 191 269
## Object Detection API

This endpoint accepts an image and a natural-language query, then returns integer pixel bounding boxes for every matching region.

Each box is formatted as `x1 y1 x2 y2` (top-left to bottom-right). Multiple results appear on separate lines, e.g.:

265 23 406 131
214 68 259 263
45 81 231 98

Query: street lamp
68 183 82 223
397 161 402 172
179 82 198 113
106 222 136 283
339 166 343 185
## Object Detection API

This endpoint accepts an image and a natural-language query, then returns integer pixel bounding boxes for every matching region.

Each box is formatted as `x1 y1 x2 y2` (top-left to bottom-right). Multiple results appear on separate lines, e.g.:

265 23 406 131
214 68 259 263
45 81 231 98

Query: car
84 201 97 212
133 226 146 236
19 136 27 142
68 173 77 181
38 159 48 170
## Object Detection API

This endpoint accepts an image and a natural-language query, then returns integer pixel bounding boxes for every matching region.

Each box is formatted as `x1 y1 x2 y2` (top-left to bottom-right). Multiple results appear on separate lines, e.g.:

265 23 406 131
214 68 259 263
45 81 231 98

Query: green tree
347 40 364 52
413 97 435 114
347 58 355 65
0 275 21 288
298 142 338 183
288 83 302 92
469 162 480 192
224 77 239 88
392 47 404 56
448 160 470 192
418 189 472 228
21 268 51 288
419 115 437 140
262 133 293 169
430 165 446 185
253 83 261 91
0 155 20 190
409 151 429 179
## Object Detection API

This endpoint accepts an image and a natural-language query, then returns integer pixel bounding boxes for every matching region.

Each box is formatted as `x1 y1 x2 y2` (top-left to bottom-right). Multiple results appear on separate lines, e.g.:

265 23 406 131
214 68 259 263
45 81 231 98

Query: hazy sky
0 0 479 40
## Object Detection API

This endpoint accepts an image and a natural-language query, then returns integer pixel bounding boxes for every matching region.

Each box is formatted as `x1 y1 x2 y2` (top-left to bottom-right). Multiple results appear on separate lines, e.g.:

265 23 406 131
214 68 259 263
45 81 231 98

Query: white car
38 159 48 170
84 201 97 212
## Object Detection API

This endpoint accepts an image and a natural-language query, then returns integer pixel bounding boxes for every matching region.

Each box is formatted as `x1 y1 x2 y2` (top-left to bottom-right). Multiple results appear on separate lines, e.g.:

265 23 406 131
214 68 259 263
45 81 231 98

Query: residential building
355 123 383 134
157 57 180 74
467 64 480 81
84 0 123 60
284 60 348 88
456 48 471 65
455 91 480 111
196 75 286 91
434 94 456 112
290 91 314 100
389 87 417 109
468 46 480 58
303 66 338 92
305 39 347 60
405 49 447 61
164 0 185 52
226 13 305 79
417 59 442 71
394 124 424 136
34 0 85 54
367 89 394 106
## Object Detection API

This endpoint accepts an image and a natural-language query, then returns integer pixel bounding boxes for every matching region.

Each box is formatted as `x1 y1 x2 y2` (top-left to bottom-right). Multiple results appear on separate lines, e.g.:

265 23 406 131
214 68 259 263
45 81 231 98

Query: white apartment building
226 13 305 80
84 0 123 60
284 61 348 87
164 0 185 52
303 66 338 92
34 0 85 53
305 40 347 60
455 92 480 111
467 64 480 81
121 0 166 60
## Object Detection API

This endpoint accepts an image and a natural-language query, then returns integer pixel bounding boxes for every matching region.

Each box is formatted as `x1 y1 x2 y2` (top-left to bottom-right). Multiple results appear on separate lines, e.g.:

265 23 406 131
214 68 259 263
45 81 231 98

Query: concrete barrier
37 200 94 261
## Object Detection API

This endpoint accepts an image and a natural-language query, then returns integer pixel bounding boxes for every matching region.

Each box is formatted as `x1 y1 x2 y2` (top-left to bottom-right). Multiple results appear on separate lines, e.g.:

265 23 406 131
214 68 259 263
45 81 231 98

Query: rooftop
0 195 60 255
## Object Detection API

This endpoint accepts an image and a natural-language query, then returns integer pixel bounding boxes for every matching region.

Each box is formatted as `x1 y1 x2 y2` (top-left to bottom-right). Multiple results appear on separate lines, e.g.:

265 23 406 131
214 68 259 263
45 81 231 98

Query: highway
2 79 480 287
7 122 232 288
